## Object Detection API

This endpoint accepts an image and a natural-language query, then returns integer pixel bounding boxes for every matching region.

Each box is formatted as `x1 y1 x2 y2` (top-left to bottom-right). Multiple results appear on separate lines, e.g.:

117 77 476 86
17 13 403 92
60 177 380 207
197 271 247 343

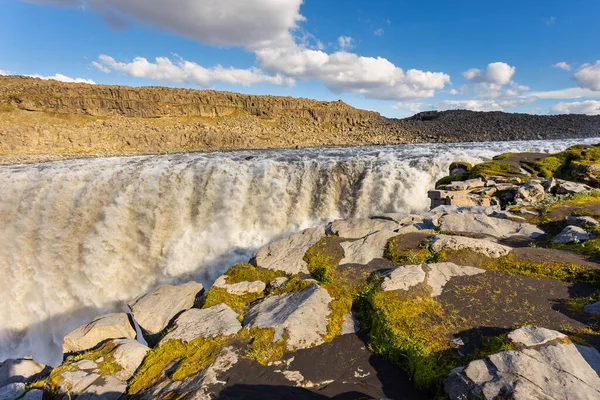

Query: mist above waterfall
1 139 597 365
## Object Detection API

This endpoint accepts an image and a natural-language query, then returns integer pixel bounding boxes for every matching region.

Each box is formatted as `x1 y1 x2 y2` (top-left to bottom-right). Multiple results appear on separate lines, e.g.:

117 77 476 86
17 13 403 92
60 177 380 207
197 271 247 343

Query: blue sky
1 0 599 117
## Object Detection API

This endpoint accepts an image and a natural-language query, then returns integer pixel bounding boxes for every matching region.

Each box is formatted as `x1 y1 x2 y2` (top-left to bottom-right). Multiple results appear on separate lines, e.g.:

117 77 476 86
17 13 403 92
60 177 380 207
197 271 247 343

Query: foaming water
0 138 597 364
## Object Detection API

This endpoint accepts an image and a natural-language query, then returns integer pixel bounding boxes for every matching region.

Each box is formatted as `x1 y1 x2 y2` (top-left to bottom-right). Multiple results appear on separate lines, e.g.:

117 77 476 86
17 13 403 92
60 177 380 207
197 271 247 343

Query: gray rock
252 227 325 274
566 215 600 227
370 213 410 223
20 389 43 400
446 178 485 191
329 218 398 239
339 230 397 265
0 357 49 386
63 313 136 355
0 382 26 400
553 225 590 244
129 281 203 340
73 359 97 371
244 284 332 350
556 181 592 195
340 313 360 335
109 339 150 381
438 213 544 239
381 263 485 297
429 235 512 258
76 375 127 400
488 210 527 222
445 327 600 400
544 177 558 193
161 303 242 344
508 326 566 347
269 277 289 289
428 190 497 209
54 370 101 397
213 274 266 295
584 301 600 315
515 182 546 203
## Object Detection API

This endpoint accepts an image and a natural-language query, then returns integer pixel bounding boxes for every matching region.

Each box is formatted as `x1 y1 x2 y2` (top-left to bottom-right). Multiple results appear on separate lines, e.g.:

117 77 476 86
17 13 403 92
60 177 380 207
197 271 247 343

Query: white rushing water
0 138 598 365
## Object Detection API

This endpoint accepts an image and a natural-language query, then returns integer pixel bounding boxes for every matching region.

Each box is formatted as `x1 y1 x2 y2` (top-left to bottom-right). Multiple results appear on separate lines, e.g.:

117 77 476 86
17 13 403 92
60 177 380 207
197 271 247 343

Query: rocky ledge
5 144 600 399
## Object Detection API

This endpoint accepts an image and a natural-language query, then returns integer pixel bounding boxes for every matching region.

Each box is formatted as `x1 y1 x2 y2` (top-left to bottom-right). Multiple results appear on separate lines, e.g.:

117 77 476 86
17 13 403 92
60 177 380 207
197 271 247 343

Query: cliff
1 75 599 163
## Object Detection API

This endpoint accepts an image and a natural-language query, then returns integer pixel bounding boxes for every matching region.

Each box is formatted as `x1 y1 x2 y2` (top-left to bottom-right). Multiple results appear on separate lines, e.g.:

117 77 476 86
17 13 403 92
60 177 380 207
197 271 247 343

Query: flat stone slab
329 218 398 239
252 227 324 274
161 303 242 344
438 213 544 239
429 235 512 258
63 313 136 355
213 275 266 295
382 263 485 297
129 281 203 338
244 284 332 350
445 327 600 400
566 215 600 227
556 181 592 194
553 225 591 244
339 230 397 265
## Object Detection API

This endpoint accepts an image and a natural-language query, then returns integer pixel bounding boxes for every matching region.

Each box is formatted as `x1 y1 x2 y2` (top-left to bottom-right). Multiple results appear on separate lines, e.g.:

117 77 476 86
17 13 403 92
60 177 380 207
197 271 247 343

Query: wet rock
566 215 600 227
129 281 203 341
445 327 600 400
0 382 26 400
0 357 50 386
429 235 512 258
556 181 592 194
63 313 136 355
329 218 397 239
161 303 242 344
553 225 590 244
252 227 325 274
339 230 397 265
381 263 485 297
213 274 266 295
244 284 332 350
438 213 544 239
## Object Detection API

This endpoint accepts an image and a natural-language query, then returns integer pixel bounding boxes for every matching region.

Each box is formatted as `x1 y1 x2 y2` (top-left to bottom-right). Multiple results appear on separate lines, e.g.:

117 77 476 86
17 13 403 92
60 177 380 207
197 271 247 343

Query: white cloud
463 62 515 85
434 97 535 112
550 100 600 115
0 69 7 76
94 54 295 87
91 61 110 73
448 89 459 95
338 36 354 51
27 0 305 49
26 73 95 84
553 62 571 71
462 68 481 81
256 46 450 100
574 61 600 91
374 28 384 36
527 87 600 99
393 101 427 114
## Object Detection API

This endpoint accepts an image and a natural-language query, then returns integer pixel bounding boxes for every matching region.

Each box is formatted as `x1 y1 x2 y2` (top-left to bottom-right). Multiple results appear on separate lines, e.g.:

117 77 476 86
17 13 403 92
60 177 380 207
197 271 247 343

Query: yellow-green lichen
202 287 264 316
304 236 340 283
245 328 287 366
224 264 286 285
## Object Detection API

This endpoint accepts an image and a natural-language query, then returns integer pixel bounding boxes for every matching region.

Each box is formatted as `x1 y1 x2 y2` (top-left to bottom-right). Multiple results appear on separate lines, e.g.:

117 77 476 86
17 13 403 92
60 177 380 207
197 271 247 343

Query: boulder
445 327 600 400
437 213 544 239
446 178 485 191
20 389 43 400
339 230 397 265
553 225 590 244
0 383 26 400
251 227 325 274
565 215 600 227
328 218 398 239
212 274 266 295
381 263 485 297
556 181 592 195
429 235 512 258
584 300 600 315
109 339 150 381
515 182 546 203
244 284 332 350
63 313 136 355
543 177 558 193
129 281 203 341
160 303 241 344
0 357 50 387
428 190 497 209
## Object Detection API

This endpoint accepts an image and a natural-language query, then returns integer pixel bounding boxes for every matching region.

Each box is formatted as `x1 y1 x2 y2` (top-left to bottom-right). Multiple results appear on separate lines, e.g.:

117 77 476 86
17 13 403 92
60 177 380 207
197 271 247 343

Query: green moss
469 161 518 178
245 328 287 366
435 174 468 189
268 276 314 295
224 264 285 285
129 336 226 394
550 238 600 259
565 293 600 316
304 237 339 283
530 144 600 182
202 287 264 316
385 236 445 265
492 153 512 161
449 161 472 172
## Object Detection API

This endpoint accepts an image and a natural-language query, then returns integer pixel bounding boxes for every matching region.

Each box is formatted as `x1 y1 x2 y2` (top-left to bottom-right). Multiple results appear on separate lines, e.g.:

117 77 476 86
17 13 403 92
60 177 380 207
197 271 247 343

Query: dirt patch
548 201 600 221
512 247 600 269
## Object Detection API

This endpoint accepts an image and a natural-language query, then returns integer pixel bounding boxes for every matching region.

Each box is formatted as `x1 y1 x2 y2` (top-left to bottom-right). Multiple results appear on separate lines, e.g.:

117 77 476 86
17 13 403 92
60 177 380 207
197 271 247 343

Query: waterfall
0 138 596 365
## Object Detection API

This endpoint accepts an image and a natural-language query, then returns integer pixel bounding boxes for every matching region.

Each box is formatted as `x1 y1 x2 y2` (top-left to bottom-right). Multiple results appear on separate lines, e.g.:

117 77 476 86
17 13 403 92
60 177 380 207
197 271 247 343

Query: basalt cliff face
1 76 600 163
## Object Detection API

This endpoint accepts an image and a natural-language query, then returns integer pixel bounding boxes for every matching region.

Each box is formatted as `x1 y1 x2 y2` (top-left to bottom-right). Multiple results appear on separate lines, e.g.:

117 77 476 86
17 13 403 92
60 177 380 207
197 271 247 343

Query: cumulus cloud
26 73 95 84
550 100 600 115
256 46 450 100
553 62 572 71
338 36 354 51
463 62 515 85
574 61 600 91
26 0 305 49
93 54 295 87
